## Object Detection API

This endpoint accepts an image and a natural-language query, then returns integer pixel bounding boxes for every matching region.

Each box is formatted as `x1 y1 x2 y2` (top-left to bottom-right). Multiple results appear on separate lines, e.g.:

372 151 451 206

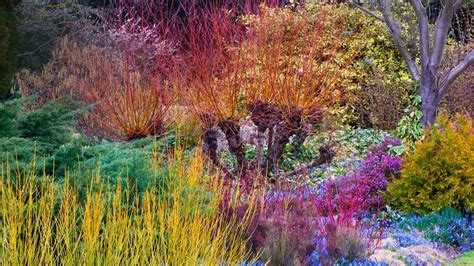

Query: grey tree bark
348 0 474 127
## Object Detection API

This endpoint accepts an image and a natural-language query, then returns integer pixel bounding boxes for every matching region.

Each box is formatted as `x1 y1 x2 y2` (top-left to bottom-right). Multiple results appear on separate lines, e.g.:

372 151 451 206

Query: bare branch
439 50 474 96
346 1 384 22
454 0 465 10
430 0 457 72
279 145 335 178
410 0 430 69
377 0 421 81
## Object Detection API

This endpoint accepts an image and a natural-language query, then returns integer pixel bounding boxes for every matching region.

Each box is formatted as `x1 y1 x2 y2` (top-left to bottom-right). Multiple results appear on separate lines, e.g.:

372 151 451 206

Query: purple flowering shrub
303 138 401 263
317 138 402 213
312 180 386 264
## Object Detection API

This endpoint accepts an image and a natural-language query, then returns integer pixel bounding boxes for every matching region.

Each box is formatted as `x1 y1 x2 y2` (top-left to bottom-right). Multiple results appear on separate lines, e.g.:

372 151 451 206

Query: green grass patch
449 251 474 265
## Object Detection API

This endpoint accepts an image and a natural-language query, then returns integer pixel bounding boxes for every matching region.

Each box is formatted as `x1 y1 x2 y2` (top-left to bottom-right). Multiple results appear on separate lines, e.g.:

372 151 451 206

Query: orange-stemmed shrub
78 49 173 140
172 3 356 178
238 4 357 175
57 12 178 140
168 2 251 177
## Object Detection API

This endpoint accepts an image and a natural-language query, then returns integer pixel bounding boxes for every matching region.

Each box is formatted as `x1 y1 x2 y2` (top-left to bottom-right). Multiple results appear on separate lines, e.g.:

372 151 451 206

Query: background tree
348 0 473 126
0 0 21 99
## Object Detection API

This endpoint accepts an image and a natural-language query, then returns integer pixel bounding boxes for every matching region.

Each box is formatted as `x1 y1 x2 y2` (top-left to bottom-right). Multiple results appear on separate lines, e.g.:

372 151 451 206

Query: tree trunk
255 129 266 170
218 119 248 175
264 123 293 176
420 75 439 127
202 128 234 180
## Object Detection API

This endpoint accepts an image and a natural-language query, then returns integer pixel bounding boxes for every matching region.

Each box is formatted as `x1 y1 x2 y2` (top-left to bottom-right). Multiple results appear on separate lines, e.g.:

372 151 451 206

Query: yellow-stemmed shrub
0 148 256 264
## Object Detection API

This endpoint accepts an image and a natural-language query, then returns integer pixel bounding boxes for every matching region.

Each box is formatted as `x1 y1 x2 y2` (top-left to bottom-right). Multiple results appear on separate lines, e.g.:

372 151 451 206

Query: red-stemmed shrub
312 183 385 264
78 53 173 140
221 139 400 264
72 10 176 140
239 5 357 176
307 139 399 263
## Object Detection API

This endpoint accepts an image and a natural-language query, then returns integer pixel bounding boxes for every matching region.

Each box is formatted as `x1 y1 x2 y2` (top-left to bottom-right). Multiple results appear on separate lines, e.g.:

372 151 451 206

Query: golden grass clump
0 148 257 264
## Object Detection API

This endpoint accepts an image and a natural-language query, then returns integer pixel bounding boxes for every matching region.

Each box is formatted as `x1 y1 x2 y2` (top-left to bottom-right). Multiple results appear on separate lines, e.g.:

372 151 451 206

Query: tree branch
346 1 384 22
430 0 457 73
454 0 465 11
279 145 335 178
439 50 474 96
410 0 430 70
377 0 421 81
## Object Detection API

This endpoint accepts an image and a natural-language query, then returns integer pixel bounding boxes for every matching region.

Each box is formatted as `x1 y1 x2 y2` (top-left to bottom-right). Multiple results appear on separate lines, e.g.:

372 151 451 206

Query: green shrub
0 98 84 175
73 138 158 195
0 97 23 136
70 134 196 203
0 97 83 142
19 98 82 143
387 113 474 214
449 251 474 266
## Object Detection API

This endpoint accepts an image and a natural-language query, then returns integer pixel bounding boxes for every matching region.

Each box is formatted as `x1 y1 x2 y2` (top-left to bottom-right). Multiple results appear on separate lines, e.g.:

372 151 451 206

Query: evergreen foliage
387 113 474 214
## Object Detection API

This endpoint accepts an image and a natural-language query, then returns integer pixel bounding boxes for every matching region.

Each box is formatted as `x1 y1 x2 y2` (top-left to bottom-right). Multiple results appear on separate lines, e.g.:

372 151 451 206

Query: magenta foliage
312 183 386 263
220 140 400 263
354 138 402 209
307 139 400 262
318 138 402 213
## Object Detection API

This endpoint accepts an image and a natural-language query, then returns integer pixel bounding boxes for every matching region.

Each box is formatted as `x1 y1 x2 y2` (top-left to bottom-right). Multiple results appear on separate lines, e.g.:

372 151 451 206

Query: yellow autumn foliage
387 113 474 214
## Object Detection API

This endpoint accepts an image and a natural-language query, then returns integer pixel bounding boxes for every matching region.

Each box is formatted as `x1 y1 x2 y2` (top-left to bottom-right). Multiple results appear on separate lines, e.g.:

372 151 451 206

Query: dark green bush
75 139 157 188
0 98 84 175
0 98 82 142
70 136 189 204
19 98 82 143
0 6 20 98
0 97 22 136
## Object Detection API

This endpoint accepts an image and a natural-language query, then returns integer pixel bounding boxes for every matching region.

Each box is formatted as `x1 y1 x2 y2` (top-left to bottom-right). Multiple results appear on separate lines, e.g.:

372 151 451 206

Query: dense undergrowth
0 0 473 265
